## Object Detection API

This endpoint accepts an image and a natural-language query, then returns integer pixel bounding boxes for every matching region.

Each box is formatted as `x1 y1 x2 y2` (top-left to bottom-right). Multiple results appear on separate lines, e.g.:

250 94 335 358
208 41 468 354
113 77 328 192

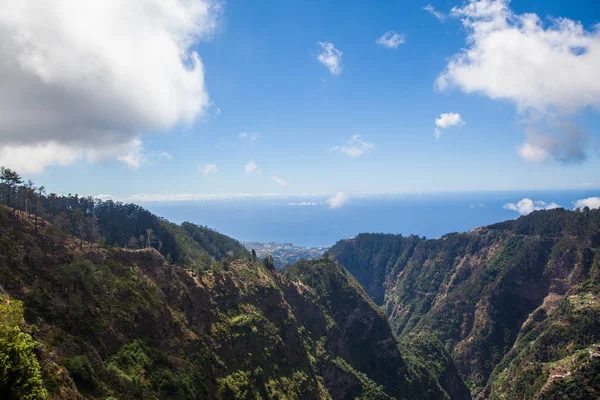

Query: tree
252 249 257 261
0 296 48 399
35 186 45 231
42 224 57 257
1 168 23 212
86 215 100 248
263 254 276 270
73 210 85 250
53 212 71 244
127 236 139 249
146 228 153 249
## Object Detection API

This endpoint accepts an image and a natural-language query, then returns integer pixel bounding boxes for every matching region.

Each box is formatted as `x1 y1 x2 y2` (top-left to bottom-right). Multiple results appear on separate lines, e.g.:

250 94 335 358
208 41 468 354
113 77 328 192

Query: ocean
141 190 599 248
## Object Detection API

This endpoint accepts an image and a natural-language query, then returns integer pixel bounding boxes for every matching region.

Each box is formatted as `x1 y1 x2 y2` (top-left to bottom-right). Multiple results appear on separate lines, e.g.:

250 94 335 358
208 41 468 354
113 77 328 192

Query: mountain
329 208 600 398
0 203 467 399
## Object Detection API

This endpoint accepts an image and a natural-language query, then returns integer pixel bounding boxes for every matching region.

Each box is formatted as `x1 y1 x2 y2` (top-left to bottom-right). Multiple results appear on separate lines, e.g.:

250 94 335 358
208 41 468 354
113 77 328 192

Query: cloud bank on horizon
503 198 561 215
504 196 600 215
327 192 349 209
574 197 600 210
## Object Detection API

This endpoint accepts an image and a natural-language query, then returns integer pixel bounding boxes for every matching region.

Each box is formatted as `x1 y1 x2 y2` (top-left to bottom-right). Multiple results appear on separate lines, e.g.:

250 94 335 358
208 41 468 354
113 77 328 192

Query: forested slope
0 204 467 399
329 208 600 398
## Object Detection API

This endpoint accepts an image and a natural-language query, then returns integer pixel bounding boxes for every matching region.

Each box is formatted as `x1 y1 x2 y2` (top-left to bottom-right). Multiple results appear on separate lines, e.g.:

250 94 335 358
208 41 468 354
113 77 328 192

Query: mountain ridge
0 202 468 399
329 207 600 398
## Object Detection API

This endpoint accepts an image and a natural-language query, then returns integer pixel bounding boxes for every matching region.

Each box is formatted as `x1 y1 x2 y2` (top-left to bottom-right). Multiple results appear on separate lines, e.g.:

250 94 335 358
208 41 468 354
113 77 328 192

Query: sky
0 0 599 200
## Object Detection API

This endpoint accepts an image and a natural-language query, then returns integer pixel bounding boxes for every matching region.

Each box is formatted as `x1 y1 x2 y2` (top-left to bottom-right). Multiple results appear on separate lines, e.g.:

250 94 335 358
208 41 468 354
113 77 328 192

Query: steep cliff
329 208 600 398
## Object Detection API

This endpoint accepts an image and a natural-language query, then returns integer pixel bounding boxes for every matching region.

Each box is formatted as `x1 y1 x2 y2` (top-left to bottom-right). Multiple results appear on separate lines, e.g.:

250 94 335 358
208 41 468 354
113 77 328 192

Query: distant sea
141 190 599 248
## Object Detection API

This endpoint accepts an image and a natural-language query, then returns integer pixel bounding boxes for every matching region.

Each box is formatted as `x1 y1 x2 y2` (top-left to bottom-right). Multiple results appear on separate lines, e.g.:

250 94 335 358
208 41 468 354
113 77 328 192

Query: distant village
243 241 329 268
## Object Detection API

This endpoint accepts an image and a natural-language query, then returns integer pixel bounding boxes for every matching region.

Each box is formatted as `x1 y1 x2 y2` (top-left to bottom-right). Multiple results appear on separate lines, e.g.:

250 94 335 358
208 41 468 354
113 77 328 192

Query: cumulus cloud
271 176 287 187
332 135 375 157
199 163 217 176
0 0 219 173
327 192 349 209
437 0 600 163
288 202 318 206
423 5 447 22
317 42 342 75
244 160 258 173
503 198 561 215
376 31 405 49
435 113 464 128
434 113 464 139
574 197 600 210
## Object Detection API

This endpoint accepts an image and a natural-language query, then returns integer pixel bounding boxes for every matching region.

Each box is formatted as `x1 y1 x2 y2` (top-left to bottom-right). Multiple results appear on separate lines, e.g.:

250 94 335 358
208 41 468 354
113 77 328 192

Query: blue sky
1 0 599 199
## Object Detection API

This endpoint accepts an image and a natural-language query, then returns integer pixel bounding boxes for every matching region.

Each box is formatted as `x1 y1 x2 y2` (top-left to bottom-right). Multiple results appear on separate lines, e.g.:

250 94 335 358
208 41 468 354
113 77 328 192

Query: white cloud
435 113 464 128
239 131 261 141
317 42 342 75
574 197 600 210
327 192 349 209
288 202 318 206
0 0 219 173
0 142 83 174
503 198 561 215
376 31 405 49
199 163 217 176
423 5 447 22
434 113 464 139
517 141 550 163
271 176 287 187
332 135 375 157
117 139 146 170
437 0 600 163
244 160 258 173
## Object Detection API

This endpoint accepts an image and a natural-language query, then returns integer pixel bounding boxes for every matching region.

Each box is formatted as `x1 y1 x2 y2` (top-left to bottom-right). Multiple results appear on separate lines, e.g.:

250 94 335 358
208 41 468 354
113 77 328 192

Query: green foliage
65 355 95 387
330 357 389 400
0 296 47 400
181 221 248 261
106 340 151 386
217 371 257 399
262 254 276 270
330 208 600 398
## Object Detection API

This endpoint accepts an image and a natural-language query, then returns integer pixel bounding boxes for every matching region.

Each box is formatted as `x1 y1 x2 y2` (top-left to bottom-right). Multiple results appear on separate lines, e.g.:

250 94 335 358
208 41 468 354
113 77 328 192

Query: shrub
0 296 47 400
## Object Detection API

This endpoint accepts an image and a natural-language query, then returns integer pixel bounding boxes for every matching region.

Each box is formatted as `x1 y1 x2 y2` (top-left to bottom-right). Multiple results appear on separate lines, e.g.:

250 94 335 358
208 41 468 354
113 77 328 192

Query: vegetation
0 296 47 400
0 166 249 272
3 168 598 399
0 193 463 399
329 207 600 398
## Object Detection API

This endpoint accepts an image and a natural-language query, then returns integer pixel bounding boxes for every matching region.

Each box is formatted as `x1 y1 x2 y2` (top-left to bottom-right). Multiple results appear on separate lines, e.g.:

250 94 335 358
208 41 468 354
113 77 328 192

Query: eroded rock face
330 208 600 398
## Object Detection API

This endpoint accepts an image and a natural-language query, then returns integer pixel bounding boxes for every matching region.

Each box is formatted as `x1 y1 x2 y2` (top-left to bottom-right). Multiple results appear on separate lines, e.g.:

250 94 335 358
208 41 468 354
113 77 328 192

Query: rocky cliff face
329 208 600 398
0 205 467 399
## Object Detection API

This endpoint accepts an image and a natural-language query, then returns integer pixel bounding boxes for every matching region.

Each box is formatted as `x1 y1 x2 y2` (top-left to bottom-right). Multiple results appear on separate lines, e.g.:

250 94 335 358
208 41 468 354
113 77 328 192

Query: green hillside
329 208 600 398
